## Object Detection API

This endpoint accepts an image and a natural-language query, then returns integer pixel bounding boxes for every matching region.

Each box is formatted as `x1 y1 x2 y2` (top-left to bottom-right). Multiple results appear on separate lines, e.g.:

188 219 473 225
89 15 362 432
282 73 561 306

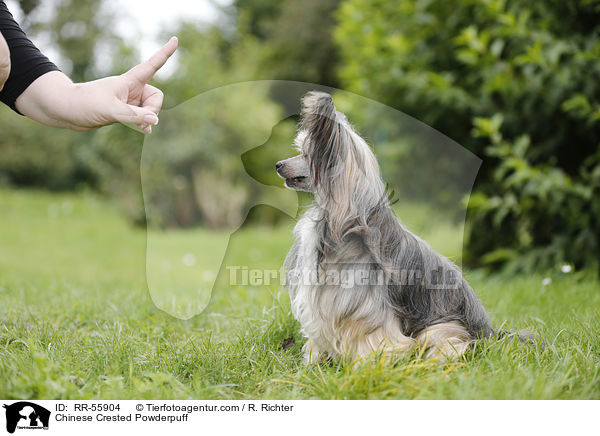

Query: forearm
14 70 90 130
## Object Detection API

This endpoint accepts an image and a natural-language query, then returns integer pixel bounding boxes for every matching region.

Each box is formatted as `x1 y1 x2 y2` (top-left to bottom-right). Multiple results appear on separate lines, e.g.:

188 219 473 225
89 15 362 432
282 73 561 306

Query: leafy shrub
335 0 600 270
468 115 600 272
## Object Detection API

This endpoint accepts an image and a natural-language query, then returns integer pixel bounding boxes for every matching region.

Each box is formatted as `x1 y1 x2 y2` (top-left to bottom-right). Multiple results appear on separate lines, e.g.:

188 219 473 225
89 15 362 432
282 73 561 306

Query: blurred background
1 0 599 278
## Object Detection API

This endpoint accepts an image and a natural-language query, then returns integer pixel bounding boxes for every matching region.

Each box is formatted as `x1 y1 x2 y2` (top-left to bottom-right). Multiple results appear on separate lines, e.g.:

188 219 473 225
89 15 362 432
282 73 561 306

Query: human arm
15 37 178 133
0 31 9 91
0 0 177 133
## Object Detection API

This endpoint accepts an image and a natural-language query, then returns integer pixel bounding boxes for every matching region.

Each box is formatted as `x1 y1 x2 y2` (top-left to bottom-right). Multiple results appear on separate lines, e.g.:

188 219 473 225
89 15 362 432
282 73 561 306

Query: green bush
468 114 599 272
335 0 600 271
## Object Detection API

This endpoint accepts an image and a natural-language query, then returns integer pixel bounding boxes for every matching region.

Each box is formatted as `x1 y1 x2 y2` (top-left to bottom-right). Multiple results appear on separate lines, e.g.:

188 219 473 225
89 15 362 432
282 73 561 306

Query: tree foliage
335 0 600 271
233 0 341 87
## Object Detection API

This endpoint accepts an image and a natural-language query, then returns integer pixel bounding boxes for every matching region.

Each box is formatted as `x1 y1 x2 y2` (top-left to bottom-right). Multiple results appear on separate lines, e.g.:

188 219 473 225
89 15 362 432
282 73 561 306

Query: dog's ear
300 92 337 148
300 92 344 189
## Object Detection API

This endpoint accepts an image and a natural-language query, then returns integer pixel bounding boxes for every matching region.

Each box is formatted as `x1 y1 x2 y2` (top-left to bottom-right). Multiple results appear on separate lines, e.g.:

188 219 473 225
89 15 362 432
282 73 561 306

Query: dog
276 91 494 364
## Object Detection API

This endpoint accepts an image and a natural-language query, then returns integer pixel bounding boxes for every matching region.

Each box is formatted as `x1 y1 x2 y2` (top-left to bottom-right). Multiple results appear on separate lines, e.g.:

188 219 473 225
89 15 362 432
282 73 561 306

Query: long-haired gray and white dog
276 92 494 363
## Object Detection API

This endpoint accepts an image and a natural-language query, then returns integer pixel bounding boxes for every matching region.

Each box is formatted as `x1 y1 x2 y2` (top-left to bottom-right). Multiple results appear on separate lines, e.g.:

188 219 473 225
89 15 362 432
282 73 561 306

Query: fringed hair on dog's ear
300 92 347 194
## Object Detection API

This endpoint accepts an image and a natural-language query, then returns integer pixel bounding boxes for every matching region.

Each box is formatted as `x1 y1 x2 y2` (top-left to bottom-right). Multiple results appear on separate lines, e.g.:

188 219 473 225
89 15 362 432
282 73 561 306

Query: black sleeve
0 0 59 113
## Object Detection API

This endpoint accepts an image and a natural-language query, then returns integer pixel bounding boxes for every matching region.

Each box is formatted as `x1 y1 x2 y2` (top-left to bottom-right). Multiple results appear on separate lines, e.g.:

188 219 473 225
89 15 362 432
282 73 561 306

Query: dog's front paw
302 340 324 364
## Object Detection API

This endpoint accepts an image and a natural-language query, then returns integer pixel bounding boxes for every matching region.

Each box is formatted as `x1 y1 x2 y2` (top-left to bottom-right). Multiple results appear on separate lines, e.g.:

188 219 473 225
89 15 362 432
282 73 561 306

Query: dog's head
276 92 352 195
276 92 383 202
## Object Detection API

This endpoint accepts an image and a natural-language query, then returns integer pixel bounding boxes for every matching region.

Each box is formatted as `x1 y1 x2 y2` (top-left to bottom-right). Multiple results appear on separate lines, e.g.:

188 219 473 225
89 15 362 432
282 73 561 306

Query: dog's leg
334 320 416 364
415 322 472 360
362 328 415 361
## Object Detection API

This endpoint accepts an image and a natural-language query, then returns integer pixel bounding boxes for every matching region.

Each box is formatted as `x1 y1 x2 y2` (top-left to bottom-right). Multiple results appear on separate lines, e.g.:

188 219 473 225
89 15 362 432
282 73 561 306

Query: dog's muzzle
276 158 311 191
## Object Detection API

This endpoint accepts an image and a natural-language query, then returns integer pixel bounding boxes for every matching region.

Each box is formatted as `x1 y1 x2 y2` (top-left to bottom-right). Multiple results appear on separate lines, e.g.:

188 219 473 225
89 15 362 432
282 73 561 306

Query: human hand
0 32 10 91
16 37 178 132
73 36 179 133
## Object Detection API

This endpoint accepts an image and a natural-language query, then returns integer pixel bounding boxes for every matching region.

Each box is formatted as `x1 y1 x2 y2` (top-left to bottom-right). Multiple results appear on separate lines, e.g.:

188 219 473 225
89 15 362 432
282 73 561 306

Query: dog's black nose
276 162 283 170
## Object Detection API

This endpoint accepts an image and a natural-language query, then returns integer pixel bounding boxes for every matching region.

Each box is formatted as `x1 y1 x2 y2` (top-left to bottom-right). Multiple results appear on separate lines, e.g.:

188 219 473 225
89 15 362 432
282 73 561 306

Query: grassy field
0 188 598 399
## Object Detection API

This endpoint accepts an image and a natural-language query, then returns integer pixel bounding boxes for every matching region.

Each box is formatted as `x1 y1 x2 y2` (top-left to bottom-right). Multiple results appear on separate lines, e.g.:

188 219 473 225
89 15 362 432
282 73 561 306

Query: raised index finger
126 36 178 84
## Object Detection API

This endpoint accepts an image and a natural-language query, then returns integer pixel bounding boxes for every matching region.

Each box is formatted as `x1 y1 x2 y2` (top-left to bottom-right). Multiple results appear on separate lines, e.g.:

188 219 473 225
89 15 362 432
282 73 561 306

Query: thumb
112 102 159 126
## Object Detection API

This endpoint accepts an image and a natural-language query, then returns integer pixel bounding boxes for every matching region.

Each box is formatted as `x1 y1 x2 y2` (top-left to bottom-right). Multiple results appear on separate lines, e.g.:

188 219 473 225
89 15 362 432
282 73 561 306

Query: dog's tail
496 328 542 346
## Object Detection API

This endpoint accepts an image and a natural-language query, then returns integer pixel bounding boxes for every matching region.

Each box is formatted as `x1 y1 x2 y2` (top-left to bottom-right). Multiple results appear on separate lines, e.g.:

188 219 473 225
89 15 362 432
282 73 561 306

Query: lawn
0 188 598 399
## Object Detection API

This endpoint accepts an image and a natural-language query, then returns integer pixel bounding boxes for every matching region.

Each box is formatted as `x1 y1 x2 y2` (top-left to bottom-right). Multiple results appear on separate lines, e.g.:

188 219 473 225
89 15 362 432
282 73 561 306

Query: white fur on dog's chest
288 211 327 351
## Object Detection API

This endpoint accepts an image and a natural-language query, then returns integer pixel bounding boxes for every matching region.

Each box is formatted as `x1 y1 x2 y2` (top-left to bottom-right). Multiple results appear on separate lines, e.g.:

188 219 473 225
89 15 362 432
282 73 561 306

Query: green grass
0 188 598 399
